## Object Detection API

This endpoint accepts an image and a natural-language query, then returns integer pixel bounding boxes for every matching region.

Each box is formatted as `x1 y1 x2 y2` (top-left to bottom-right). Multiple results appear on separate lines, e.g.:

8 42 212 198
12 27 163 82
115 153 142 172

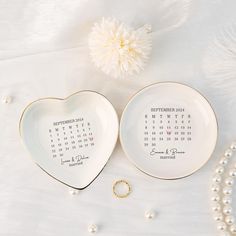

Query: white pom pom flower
89 18 152 78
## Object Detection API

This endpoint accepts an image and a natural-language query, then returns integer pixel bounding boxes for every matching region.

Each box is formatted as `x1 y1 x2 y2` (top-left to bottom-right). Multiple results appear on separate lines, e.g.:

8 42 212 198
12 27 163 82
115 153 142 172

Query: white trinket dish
20 91 119 189
120 82 218 179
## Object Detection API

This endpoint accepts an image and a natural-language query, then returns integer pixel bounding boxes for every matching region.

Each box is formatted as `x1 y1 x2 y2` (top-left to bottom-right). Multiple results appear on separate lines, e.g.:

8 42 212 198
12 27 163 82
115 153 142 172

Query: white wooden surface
1 0 236 235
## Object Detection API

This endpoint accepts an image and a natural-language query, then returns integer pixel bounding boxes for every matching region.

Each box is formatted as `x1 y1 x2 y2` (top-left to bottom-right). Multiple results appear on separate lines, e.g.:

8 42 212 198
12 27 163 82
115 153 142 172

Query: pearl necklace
212 142 236 235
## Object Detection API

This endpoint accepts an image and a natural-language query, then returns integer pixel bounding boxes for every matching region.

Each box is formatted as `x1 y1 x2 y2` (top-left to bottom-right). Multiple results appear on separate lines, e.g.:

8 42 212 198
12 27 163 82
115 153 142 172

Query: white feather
203 23 236 104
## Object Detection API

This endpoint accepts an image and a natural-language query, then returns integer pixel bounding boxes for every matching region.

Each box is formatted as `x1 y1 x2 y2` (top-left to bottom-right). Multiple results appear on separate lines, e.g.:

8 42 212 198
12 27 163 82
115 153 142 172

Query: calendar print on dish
143 107 193 160
48 117 95 167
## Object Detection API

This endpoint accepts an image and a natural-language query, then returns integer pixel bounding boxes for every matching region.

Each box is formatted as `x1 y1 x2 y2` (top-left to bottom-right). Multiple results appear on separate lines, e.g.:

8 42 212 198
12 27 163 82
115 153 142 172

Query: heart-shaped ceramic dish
19 91 119 189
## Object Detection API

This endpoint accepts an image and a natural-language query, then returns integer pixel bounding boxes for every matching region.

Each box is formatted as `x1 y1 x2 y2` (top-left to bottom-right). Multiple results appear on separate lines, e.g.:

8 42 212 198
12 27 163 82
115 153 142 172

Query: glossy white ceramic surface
1 1 236 235
20 91 119 189
120 82 218 179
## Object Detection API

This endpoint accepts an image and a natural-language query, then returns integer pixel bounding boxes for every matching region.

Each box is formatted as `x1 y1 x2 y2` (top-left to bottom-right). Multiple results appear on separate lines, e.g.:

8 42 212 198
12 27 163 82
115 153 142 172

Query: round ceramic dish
19 91 119 189
120 82 218 179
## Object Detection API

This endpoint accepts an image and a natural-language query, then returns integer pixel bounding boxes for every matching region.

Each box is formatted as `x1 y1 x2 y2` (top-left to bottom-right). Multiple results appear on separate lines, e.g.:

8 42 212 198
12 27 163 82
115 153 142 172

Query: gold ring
113 180 131 198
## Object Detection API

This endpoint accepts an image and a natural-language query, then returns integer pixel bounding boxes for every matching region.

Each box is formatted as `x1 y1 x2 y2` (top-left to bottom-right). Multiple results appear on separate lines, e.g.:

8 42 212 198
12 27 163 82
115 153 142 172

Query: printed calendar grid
143 110 192 148
48 118 95 159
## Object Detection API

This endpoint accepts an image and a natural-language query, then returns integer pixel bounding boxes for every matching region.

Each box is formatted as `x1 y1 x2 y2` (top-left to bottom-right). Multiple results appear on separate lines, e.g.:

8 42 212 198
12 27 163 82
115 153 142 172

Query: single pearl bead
230 142 236 151
88 224 98 234
211 194 220 202
212 203 221 212
225 215 235 225
69 187 80 195
1 95 12 104
212 175 222 184
217 222 227 231
219 157 229 166
222 196 232 205
230 224 236 234
213 213 223 222
223 187 232 196
223 206 233 215
145 210 156 219
215 166 225 175
225 149 233 158
229 169 236 178
225 177 234 186
211 184 220 193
